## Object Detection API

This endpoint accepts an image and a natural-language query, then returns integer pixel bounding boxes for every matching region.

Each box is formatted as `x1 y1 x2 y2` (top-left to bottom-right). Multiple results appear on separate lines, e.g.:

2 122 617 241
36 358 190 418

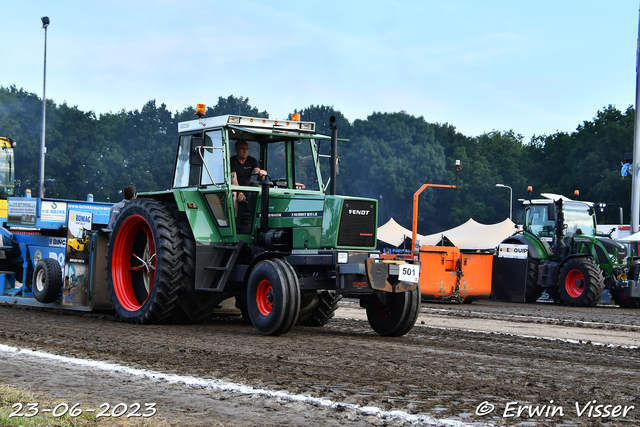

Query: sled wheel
298 291 342 327
246 258 300 336
107 199 181 324
33 258 62 303
557 258 604 307
365 284 420 337
525 257 544 303
612 289 640 308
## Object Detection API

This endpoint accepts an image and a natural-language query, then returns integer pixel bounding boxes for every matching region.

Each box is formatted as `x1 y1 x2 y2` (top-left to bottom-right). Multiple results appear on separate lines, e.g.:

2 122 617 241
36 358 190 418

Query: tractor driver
230 140 267 214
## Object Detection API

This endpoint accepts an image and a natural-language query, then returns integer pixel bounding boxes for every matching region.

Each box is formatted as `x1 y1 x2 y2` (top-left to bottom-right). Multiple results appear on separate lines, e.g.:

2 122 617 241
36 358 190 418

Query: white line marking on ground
419 307 640 329
413 323 640 349
0 344 488 427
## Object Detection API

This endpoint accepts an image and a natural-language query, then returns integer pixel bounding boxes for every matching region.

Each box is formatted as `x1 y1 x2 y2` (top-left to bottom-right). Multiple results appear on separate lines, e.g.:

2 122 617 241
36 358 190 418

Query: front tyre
107 199 182 324
365 285 420 337
557 258 604 307
246 258 300 336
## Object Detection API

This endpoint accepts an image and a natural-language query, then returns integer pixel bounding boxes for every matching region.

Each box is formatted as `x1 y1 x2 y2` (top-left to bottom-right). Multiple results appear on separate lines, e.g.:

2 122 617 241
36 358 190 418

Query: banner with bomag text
63 210 92 306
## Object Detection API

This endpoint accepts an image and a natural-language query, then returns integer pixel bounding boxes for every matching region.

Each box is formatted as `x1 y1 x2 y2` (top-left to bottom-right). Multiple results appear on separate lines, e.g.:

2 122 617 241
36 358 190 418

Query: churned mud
0 299 639 426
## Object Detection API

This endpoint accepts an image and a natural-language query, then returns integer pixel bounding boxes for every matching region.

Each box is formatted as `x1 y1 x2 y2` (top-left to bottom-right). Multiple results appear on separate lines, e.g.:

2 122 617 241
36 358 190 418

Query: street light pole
495 184 512 221
39 16 50 199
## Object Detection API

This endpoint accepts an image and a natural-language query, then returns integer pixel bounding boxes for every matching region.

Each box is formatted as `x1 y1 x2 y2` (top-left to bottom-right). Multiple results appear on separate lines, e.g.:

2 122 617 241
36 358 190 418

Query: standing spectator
107 185 136 231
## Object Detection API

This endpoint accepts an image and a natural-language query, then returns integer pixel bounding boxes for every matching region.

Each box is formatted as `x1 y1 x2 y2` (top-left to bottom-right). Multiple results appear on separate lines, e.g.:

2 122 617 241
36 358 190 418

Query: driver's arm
253 167 268 179
230 172 245 203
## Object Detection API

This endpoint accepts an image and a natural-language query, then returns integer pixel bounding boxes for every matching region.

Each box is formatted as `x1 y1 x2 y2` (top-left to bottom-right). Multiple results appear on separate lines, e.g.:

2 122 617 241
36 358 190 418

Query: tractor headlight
337 252 348 264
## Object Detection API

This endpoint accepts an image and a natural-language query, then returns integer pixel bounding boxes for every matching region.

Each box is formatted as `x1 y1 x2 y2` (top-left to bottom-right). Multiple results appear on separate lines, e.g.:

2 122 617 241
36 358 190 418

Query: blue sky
1 0 638 141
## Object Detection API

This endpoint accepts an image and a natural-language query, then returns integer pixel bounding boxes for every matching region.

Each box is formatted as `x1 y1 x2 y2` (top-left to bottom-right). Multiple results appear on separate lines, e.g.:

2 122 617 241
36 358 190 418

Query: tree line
0 85 633 236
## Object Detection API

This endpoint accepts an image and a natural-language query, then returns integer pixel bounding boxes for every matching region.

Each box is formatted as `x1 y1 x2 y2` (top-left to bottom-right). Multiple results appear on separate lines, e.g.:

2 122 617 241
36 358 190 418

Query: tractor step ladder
196 241 244 291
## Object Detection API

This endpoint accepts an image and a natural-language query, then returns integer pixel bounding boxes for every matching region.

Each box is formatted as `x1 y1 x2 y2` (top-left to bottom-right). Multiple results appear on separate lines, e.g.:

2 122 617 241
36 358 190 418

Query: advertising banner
40 200 67 222
497 244 528 259
63 210 92 306
7 199 37 225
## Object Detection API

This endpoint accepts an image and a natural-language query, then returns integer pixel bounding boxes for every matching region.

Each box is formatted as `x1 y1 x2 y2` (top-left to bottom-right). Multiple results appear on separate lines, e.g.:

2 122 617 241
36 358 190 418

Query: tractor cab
172 113 348 246
524 198 597 256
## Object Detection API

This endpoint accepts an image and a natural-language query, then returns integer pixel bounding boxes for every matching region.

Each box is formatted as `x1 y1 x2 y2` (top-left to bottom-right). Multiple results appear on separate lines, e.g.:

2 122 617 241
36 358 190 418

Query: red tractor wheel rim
565 269 585 298
112 215 157 311
256 279 274 316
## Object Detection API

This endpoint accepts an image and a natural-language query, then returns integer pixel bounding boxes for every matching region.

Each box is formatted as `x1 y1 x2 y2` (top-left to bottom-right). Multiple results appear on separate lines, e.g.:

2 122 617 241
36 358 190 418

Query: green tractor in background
501 191 640 307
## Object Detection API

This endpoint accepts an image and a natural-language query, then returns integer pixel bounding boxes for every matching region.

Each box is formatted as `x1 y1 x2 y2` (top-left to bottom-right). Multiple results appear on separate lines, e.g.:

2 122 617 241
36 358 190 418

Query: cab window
201 130 225 186
173 134 200 188
294 139 319 191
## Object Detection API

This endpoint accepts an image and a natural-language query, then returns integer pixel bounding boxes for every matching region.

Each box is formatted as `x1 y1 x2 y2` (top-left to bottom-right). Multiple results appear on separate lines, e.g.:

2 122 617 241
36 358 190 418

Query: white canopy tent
377 218 518 251
377 217 413 248
618 231 640 242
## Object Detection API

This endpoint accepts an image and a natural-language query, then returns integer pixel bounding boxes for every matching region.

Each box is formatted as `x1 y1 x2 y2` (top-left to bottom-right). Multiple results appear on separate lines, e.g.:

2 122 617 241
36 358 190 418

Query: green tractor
106 111 421 335
501 192 640 307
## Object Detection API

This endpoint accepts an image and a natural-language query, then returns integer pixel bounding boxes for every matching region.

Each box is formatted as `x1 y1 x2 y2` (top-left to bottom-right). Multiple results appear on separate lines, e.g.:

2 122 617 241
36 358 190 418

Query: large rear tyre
557 258 604 307
611 289 640 308
168 209 221 323
107 199 182 324
33 258 62 303
525 258 544 303
297 291 342 327
365 285 420 337
296 292 320 324
246 258 300 336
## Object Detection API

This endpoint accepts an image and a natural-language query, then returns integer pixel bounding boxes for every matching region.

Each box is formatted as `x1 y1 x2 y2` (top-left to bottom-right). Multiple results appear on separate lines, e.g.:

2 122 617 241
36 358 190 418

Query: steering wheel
239 172 271 186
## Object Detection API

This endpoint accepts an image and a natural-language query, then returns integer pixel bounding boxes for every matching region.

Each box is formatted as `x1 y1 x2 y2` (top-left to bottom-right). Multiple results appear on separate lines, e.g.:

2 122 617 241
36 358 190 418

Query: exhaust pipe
259 179 274 233
330 115 337 196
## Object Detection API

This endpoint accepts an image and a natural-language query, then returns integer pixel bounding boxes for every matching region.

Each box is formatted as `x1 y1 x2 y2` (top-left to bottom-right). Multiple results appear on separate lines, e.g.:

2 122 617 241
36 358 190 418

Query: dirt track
1 299 639 426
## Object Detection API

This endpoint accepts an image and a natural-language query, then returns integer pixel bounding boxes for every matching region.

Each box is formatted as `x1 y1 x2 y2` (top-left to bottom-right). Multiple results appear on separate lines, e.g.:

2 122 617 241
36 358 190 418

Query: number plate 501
398 264 420 283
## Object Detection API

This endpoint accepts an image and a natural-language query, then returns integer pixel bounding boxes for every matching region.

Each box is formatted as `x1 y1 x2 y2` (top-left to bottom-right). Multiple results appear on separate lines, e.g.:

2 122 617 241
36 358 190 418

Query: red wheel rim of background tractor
565 269 586 298
256 279 274 316
112 214 157 311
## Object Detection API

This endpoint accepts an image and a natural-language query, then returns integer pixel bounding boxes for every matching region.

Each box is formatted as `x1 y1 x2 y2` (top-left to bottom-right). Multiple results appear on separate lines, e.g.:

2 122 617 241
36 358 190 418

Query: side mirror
547 202 556 222
190 137 204 166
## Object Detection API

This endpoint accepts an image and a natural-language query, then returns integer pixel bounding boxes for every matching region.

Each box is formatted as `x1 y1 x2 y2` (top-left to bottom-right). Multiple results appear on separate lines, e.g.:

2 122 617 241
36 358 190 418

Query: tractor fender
501 236 541 260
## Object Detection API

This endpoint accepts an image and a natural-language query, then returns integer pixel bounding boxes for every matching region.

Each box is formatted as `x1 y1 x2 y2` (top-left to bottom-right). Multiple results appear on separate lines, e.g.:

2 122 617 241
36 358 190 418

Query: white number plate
398 264 420 283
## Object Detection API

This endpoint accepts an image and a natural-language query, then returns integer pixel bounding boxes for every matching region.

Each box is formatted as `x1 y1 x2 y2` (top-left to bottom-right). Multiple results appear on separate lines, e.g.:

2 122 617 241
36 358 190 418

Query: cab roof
179 114 314 134
178 114 349 141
